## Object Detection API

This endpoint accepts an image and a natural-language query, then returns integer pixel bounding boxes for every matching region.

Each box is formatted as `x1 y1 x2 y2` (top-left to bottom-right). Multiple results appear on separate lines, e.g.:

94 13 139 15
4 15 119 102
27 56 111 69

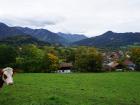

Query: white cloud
0 0 140 36
0 15 65 28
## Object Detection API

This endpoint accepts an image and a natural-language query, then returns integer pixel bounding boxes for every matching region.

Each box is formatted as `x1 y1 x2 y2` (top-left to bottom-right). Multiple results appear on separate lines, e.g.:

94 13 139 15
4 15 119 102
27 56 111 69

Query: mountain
0 22 88 46
57 32 87 43
3 21 140 48
0 22 67 45
73 31 140 48
15 27 68 45
0 22 27 38
0 35 49 46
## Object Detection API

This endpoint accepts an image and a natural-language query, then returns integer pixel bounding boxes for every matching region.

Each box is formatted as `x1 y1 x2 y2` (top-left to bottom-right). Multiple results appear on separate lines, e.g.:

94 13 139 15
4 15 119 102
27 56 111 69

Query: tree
65 48 76 63
42 53 59 73
130 47 140 71
75 47 103 72
0 45 17 67
16 44 44 72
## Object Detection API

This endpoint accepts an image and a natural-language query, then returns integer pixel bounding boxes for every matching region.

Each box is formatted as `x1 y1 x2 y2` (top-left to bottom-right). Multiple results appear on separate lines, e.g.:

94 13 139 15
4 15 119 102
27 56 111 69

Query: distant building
123 59 135 71
57 63 73 73
103 61 118 71
103 61 124 71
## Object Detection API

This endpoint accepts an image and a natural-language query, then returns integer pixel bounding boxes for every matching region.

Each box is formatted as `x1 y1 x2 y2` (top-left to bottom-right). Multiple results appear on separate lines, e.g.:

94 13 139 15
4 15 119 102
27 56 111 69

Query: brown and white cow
0 67 14 88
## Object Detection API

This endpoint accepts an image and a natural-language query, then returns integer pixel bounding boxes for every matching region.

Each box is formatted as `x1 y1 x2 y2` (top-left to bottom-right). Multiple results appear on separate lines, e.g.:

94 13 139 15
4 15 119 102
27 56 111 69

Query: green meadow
0 72 140 105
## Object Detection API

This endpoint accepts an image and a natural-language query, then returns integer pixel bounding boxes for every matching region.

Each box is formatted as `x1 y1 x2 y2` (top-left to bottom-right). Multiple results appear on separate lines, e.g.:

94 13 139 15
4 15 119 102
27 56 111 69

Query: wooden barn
57 63 73 73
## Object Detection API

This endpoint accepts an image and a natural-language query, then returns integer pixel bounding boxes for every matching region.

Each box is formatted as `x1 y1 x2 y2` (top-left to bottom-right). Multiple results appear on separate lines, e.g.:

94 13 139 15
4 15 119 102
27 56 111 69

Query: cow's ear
13 70 16 74
0 70 3 76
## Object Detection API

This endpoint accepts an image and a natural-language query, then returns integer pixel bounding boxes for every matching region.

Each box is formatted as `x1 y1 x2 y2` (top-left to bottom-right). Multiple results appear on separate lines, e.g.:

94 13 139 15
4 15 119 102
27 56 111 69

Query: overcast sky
0 0 140 37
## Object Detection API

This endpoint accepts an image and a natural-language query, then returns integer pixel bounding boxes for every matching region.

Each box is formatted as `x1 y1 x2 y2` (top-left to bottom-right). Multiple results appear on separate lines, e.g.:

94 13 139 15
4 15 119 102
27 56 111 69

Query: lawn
0 72 140 105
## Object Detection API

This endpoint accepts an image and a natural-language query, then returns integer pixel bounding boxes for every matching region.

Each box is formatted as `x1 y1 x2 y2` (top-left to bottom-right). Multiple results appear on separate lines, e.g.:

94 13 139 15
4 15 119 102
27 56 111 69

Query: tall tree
0 44 17 67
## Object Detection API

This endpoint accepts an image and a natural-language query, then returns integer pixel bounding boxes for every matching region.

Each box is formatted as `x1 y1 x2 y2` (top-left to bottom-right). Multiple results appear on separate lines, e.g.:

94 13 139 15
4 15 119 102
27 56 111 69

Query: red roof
123 59 134 65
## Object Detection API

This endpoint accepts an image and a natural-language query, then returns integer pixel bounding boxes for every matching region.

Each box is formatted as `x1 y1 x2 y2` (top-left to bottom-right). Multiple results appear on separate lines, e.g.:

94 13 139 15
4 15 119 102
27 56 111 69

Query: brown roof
59 63 73 68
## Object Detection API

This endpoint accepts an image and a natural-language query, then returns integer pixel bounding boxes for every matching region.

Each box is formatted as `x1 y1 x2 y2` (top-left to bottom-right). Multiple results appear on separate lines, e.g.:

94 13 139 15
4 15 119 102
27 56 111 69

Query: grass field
0 72 140 105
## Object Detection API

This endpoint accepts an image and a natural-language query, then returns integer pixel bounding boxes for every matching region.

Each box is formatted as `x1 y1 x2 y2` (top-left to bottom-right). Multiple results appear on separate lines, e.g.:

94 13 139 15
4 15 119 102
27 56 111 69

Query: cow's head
2 67 14 85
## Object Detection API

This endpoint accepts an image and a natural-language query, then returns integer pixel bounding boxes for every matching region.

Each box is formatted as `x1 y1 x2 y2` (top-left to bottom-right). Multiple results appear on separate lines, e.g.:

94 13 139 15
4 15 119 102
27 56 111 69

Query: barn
57 63 73 73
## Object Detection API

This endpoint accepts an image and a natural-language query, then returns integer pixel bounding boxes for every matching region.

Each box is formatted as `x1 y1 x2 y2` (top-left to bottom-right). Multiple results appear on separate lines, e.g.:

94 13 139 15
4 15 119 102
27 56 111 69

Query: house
103 61 119 71
123 59 135 71
57 63 73 73
110 52 120 61
103 61 124 71
107 61 119 68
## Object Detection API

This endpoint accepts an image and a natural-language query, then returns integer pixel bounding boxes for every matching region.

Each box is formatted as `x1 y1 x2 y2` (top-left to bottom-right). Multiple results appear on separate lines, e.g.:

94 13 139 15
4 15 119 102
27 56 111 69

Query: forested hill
0 35 50 46
73 31 140 48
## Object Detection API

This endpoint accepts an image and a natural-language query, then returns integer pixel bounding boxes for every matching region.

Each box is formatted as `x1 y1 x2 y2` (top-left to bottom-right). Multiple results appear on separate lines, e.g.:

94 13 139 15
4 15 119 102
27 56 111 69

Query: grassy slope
0 72 140 105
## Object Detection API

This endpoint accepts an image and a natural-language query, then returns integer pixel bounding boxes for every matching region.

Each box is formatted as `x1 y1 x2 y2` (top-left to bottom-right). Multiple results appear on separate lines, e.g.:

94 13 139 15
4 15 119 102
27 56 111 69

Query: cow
0 67 14 88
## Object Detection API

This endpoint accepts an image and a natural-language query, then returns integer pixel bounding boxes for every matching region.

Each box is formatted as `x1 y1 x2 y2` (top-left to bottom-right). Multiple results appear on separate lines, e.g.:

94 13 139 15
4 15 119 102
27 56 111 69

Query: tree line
0 44 140 72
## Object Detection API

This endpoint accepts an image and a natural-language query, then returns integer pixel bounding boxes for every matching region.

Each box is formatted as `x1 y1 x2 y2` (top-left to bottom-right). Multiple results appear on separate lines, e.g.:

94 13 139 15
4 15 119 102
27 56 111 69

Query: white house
57 69 71 73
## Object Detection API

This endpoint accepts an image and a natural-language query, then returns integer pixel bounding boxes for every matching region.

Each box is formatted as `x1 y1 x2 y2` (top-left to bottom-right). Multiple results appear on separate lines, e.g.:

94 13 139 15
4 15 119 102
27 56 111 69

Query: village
102 51 135 71
57 50 136 73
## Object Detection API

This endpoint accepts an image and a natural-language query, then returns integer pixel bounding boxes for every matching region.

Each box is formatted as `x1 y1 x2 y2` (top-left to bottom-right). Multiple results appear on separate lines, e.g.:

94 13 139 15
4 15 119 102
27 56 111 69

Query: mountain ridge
0 22 87 45
57 32 87 43
14 27 67 45
0 22 27 38
1 22 140 48
73 31 140 48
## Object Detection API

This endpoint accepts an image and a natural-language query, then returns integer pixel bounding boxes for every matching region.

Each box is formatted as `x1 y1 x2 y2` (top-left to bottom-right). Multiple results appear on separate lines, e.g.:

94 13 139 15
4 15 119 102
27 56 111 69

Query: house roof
59 63 73 68
123 59 135 66
107 61 119 68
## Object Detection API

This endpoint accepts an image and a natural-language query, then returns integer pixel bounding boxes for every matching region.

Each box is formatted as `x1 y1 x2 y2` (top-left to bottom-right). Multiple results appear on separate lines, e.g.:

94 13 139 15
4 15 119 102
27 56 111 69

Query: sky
0 0 140 37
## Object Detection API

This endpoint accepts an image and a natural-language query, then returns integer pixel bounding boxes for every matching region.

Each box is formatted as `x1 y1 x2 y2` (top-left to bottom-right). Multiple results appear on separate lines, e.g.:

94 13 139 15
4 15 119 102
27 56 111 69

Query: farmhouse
123 59 135 71
57 63 73 73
